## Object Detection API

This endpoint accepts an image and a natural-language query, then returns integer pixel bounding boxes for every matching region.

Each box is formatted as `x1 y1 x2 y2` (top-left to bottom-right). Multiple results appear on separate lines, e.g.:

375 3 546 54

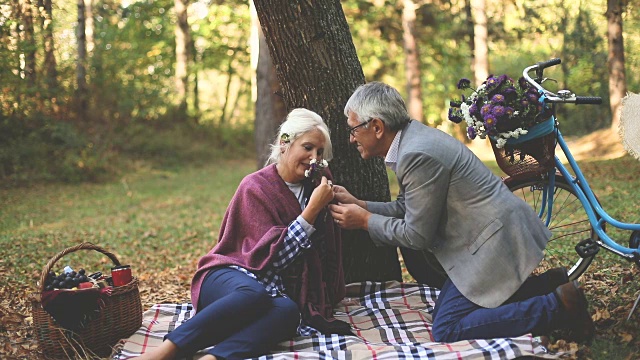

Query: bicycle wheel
507 175 596 280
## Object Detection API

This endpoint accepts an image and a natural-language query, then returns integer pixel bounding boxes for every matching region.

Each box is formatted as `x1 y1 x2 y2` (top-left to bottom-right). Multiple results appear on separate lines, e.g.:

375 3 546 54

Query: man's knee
431 324 457 343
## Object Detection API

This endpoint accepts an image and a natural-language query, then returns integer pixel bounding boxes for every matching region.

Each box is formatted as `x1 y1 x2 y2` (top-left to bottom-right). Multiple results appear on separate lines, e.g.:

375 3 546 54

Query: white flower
304 169 311 177
496 138 507 148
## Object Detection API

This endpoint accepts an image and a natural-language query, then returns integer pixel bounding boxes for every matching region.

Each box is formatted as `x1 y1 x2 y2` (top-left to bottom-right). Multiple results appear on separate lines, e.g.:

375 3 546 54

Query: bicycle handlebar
523 59 603 105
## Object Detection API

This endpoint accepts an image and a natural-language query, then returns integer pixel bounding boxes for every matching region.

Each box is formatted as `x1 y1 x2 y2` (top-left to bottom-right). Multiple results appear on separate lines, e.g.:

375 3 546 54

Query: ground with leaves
2 145 639 359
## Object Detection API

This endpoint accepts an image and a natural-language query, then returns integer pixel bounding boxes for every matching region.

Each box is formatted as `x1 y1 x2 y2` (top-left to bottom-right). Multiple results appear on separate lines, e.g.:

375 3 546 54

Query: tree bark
21 0 36 87
76 0 88 115
254 23 287 168
253 0 402 283
606 0 627 130
84 0 94 55
174 0 190 116
471 0 488 87
402 0 423 122
38 0 58 94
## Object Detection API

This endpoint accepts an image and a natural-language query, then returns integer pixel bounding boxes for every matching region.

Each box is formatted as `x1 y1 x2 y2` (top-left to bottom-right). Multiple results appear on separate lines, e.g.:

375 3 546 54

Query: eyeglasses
348 118 373 137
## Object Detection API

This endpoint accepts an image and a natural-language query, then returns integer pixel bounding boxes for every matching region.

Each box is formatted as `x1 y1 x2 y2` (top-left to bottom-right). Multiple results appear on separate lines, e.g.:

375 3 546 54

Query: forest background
1 0 638 185
1 0 640 359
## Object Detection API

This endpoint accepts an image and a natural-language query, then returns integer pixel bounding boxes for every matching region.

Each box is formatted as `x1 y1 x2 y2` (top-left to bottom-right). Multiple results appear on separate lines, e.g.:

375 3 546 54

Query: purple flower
481 104 492 116
486 76 498 88
484 114 497 130
467 126 477 140
518 77 529 89
505 107 515 117
457 78 472 89
449 100 462 108
492 105 506 118
469 103 478 115
491 94 505 104
527 92 539 102
504 87 518 101
448 108 464 123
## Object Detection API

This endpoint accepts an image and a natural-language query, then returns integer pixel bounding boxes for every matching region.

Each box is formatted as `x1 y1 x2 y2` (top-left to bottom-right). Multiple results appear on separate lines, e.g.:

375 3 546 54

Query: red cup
111 265 132 286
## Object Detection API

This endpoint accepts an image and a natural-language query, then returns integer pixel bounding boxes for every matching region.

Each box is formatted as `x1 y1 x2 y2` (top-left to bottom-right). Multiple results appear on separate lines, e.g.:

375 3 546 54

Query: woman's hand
302 176 334 224
308 176 334 209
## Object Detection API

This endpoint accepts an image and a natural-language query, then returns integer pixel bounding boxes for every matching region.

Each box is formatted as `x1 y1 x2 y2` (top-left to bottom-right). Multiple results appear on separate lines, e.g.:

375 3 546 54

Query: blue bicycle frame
541 125 640 260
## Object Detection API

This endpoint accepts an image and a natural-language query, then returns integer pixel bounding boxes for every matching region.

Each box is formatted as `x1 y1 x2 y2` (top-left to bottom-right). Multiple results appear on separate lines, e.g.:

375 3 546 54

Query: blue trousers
431 274 561 342
166 267 300 360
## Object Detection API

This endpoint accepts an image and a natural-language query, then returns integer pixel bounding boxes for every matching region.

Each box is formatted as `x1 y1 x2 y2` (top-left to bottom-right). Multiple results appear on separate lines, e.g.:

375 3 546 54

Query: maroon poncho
190 164 348 334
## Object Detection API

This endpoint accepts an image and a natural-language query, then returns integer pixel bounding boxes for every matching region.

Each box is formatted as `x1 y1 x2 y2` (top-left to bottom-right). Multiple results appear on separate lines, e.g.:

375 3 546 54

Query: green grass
2 154 639 359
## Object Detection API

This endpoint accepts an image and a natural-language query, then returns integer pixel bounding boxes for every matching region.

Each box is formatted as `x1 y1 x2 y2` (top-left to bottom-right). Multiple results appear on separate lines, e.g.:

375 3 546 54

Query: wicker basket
31 243 142 359
491 118 557 178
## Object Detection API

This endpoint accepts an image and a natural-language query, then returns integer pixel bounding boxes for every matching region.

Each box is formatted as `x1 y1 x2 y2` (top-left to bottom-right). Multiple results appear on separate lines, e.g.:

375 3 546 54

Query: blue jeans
166 267 300 360
432 277 560 342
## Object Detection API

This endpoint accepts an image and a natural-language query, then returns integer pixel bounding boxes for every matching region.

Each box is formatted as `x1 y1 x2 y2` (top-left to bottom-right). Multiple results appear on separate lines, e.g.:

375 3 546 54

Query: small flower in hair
280 133 291 143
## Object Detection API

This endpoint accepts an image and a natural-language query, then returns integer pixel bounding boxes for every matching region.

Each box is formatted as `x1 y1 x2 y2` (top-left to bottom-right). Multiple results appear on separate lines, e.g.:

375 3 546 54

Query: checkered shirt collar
384 129 403 172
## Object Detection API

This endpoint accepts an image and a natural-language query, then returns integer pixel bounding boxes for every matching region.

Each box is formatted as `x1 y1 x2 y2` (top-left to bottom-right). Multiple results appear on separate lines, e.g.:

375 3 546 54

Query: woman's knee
274 298 301 330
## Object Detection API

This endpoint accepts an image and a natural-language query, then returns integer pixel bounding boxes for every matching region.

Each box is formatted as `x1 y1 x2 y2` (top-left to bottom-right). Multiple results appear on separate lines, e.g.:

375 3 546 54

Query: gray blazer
367 121 551 308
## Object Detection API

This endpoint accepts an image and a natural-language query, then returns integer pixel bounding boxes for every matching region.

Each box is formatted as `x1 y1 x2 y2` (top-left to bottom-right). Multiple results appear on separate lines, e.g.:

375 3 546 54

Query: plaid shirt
229 216 313 297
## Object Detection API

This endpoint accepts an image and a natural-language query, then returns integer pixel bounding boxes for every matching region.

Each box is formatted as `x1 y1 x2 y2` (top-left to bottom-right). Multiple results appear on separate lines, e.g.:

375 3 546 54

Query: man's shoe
554 280 595 344
544 267 569 292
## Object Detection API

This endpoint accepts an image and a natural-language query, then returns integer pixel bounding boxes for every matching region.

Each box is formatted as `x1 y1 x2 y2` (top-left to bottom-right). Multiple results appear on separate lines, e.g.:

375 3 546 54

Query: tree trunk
253 0 402 283
84 0 94 54
471 0 488 87
174 0 190 116
21 0 36 87
76 0 88 116
252 3 287 168
402 0 423 122
606 0 627 130
10 0 22 109
38 0 58 94
192 38 200 121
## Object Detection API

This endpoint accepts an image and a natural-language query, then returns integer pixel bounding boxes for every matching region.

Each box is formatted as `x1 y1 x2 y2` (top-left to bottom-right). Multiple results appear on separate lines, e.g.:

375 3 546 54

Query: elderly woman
137 108 348 360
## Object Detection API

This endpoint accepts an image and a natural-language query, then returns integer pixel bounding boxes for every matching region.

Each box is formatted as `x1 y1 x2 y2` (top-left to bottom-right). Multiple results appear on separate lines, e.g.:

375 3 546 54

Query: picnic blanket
111 281 563 359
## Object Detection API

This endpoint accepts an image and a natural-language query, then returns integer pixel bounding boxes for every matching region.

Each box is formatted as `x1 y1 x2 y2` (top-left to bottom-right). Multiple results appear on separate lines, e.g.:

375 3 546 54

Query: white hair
344 82 410 131
265 108 333 166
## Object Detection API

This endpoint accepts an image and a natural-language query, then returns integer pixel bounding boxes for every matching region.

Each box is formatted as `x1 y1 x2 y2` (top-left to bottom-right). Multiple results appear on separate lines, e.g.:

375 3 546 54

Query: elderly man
329 81 594 343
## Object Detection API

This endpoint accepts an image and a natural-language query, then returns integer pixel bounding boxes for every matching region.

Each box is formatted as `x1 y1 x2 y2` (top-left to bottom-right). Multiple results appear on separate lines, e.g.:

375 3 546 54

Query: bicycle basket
490 117 557 177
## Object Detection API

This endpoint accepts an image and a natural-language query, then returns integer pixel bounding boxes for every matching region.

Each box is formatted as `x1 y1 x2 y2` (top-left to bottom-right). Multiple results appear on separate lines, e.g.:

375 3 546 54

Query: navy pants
432 273 561 342
166 267 300 360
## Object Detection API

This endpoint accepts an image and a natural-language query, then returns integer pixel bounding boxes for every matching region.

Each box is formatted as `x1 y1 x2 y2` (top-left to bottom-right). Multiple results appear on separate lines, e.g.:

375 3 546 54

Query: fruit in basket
44 267 94 290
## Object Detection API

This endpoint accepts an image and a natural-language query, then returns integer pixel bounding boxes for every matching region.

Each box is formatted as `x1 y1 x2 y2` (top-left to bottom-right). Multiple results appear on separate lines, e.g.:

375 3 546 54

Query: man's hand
332 185 367 209
329 203 370 230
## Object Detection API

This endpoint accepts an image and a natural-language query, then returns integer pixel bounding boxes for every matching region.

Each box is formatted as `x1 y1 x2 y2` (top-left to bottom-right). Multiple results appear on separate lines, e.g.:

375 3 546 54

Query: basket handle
38 242 121 292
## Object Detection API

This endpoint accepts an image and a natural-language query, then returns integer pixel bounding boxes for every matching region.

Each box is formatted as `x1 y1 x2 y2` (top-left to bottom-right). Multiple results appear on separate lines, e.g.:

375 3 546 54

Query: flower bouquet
448 74 557 176
448 75 553 149
305 158 328 183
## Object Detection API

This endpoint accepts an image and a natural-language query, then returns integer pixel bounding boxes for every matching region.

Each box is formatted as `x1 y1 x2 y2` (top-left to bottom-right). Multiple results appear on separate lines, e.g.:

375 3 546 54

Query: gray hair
265 108 333 166
344 82 410 131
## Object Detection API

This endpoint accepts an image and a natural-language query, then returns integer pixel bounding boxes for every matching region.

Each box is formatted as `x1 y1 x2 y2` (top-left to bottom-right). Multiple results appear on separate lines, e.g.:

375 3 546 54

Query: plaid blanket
111 281 562 359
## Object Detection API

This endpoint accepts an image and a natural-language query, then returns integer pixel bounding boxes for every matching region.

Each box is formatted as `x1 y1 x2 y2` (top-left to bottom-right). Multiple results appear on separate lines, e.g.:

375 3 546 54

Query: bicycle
489 58 640 282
